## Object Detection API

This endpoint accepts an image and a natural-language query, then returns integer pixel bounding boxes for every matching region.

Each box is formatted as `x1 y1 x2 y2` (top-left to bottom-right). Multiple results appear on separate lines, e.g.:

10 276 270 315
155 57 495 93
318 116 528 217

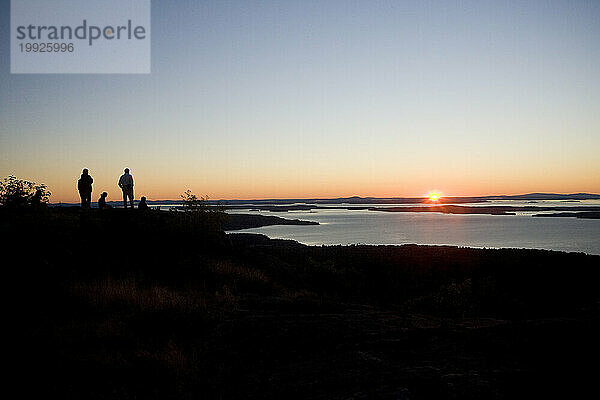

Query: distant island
222 213 319 230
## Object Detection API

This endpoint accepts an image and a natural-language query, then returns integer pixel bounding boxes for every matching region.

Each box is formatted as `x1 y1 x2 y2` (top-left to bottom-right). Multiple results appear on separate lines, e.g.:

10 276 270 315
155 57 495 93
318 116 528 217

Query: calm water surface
227 201 600 255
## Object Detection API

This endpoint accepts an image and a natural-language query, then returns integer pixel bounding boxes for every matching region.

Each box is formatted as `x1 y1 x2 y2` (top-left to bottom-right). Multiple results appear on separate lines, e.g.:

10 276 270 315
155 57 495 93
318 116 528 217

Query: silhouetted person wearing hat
138 196 149 210
98 192 112 210
118 168 134 208
77 169 93 208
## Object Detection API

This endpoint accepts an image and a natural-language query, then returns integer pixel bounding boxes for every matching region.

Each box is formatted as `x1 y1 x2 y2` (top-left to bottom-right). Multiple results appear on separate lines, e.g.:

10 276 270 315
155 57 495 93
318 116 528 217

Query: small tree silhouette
180 189 209 212
179 190 227 231
0 175 51 208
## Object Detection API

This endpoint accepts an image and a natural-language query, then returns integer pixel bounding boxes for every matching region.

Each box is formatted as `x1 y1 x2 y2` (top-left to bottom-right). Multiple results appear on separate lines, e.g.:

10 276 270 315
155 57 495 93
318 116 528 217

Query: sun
428 193 441 201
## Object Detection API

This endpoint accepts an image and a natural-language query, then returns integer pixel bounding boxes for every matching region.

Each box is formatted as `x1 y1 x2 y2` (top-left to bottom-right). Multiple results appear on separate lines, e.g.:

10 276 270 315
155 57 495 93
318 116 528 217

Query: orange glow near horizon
6 164 599 204
429 193 440 201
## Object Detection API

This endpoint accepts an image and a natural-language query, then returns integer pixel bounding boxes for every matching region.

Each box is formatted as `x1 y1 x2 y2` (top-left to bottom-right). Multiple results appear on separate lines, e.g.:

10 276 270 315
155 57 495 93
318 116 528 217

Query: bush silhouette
180 190 228 230
0 175 50 208
180 189 208 212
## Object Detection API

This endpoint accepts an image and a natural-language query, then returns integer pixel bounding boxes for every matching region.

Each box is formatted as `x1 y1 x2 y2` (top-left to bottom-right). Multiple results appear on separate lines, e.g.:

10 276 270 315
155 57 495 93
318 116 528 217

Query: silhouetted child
98 192 112 210
138 196 149 210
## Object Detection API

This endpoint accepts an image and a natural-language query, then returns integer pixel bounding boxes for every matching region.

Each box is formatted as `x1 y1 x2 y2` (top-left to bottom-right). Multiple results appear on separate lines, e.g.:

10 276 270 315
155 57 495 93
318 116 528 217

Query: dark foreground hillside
3 207 599 399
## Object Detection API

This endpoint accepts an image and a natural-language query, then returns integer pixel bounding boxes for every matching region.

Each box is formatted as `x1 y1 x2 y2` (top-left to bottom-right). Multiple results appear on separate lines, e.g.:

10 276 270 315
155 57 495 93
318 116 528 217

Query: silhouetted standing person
77 169 93 208
98 192 112 210
118 168 134 208
138 196 149 210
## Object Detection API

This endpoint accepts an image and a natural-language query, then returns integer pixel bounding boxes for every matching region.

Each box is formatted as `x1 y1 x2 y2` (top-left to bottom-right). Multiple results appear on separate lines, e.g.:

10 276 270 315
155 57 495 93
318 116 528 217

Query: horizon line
49 191 600 205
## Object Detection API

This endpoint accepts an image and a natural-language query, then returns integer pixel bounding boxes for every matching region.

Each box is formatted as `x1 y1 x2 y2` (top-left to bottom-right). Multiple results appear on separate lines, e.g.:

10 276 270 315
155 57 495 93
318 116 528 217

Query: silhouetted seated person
98 192 112 210
138 196 149 210
77 168 93 208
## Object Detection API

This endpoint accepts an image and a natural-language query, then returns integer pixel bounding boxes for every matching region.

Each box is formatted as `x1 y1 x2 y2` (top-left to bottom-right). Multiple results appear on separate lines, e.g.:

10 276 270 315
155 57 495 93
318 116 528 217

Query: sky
1 0 599 202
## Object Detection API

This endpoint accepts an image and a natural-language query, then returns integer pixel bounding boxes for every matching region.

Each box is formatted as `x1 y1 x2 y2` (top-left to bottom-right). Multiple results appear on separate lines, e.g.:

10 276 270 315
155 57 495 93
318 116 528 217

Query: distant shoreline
222 213 319 230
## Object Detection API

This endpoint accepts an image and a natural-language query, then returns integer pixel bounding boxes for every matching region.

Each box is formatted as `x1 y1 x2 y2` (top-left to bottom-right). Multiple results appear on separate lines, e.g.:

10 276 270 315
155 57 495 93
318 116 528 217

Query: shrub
0 175 51 208
179 190 228 231
181 189 209 212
